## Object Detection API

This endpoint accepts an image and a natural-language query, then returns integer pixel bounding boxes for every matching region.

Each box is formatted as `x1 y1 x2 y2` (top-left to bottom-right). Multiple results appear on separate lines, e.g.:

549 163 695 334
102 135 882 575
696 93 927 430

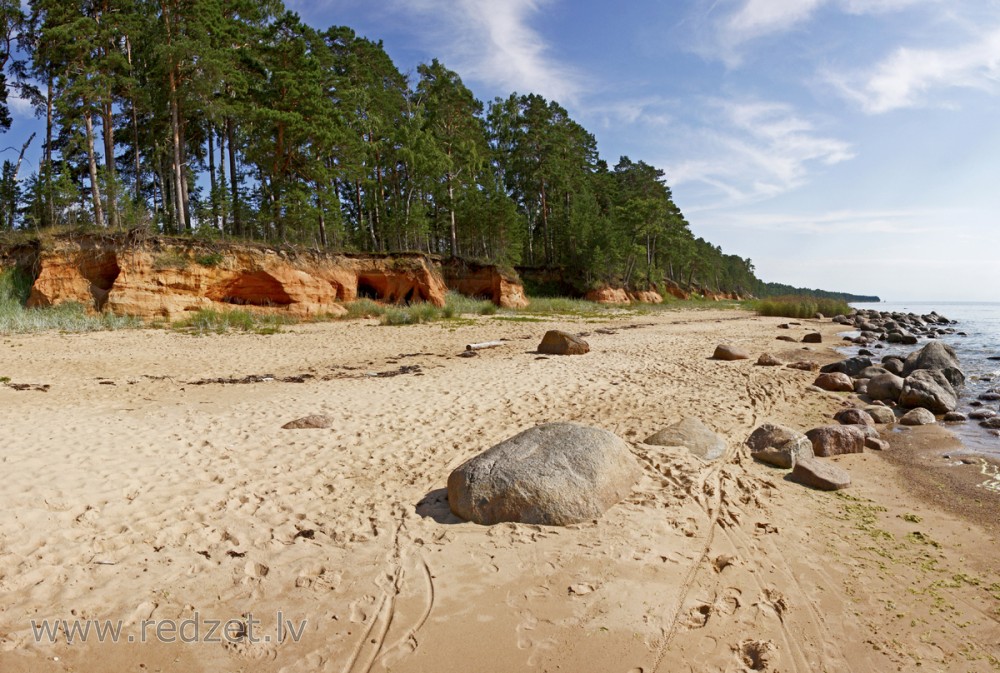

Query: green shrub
342 298 385 319
379 303 442 325
515 296 611 317
0 267 33 308
194 252 224 267
443 291 496 316
152 250 190 270
173 308 295 335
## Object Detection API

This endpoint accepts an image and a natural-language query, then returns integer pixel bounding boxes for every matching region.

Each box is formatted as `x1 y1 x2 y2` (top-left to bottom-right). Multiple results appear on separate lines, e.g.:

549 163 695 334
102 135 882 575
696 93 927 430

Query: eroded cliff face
583 287 664 305
18 236 451 319
440 260 529 309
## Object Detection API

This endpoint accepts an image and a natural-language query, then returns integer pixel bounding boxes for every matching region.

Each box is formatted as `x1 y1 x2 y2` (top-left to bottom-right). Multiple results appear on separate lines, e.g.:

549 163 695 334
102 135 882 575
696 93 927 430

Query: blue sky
8 1 999 301
281 0 1000 302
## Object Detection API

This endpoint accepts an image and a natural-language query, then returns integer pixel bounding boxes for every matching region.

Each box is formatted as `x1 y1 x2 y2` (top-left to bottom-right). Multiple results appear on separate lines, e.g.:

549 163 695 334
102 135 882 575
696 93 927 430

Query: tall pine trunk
101 101 118 228
168 68 187 231
218 127 227 233
84 109 106 228
226 117 241 236
447 171 457 258
44 74 54 226
208 125 219 229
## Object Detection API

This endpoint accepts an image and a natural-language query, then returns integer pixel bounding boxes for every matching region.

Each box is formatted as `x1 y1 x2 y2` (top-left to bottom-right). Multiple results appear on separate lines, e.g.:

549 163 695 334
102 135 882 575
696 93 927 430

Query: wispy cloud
585 97 674 130
696 0 931 66
827 26 1000 113
712 207 939 234
8 94 35 119
399 0 584 104
664 99 854 204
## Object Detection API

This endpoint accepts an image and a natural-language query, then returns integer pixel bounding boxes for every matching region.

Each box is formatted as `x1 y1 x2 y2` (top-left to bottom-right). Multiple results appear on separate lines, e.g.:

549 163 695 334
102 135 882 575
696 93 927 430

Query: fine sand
0 309 998 673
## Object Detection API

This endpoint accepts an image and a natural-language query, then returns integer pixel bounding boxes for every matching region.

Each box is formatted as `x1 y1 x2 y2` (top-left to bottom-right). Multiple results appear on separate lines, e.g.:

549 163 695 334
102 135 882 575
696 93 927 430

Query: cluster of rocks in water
746 307 1000 490
834 308 960 347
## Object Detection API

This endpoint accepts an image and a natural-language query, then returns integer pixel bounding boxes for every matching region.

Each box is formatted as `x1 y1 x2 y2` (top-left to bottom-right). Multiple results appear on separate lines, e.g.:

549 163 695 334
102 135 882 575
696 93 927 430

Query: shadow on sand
415 487 464 525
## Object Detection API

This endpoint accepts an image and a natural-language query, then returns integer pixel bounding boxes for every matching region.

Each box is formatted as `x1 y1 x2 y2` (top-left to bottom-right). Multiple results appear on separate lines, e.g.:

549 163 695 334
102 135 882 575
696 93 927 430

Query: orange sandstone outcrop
663 280 689 300
628 290 663 304
585 287 631 304
585 287 662 304
440 259 529 309
21 236 448 320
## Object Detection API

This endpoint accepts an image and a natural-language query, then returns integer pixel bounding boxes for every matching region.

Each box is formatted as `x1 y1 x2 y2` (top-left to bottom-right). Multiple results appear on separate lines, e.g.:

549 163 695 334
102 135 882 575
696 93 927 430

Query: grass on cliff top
0 268 140 334
750 295 851 319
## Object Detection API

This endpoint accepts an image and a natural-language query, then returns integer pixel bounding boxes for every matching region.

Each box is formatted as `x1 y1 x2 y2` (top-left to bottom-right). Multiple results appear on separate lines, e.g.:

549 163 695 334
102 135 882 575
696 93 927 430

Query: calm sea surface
843 301 1000 457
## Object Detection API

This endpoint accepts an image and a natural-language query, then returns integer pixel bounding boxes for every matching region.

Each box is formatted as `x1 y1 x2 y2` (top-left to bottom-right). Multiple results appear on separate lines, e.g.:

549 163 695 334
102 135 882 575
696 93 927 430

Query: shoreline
1 309 997 672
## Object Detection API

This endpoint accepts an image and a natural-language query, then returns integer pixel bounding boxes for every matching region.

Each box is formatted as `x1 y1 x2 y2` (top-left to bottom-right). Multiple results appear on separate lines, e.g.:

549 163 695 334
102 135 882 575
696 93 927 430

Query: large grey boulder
867 373 905 403
746 423 813 469
745 423 806 452
858 366 890 379
645 417 726 462
899 370 958 413
864 406 897 424
752 436 814 470
899 407 936 426
790 458 851 491
834 408 875 426
447 422 640 526
806 425 866 457
814 372 854 392
882 357 905 376
820 357 872 377
902 341 960 376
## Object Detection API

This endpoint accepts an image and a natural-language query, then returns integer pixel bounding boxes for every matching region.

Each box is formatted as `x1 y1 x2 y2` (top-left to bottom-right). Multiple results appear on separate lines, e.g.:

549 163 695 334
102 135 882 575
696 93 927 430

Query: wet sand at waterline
1 309 997 672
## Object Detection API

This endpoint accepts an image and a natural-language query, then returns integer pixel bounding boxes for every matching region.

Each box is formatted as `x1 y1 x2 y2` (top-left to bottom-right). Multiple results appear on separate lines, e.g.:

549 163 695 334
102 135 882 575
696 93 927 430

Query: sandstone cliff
7 234 466 320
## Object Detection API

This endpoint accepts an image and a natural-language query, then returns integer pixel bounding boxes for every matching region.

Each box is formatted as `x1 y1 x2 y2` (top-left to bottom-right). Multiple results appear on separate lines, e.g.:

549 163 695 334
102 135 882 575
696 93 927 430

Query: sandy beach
1 309 997 673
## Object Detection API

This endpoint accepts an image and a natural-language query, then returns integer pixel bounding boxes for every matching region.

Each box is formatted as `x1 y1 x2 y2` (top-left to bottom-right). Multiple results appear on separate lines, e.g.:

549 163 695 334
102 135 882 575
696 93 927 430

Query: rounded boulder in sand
814 372 854 392
538 330 590 355
713 344 749 361
645 417 726 462
447 422 641 526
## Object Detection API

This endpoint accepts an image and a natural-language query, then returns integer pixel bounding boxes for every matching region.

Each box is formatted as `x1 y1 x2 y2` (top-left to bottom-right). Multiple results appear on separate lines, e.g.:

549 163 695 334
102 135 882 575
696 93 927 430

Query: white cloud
713 207 938 234
585 97 673 130
664 99 854 204
828 26 1000 113
399 0 583 104
721 0 824 46
9 94 35 118
701 0 932 65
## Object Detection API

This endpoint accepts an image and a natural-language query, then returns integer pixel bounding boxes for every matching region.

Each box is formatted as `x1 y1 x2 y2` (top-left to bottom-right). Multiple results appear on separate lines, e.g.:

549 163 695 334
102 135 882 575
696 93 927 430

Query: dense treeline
753 282 879 303
0 1 799 297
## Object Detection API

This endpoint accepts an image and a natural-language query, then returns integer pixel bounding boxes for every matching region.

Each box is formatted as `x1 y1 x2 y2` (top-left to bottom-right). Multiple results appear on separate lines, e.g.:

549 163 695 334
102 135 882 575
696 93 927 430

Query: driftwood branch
465 340 505 351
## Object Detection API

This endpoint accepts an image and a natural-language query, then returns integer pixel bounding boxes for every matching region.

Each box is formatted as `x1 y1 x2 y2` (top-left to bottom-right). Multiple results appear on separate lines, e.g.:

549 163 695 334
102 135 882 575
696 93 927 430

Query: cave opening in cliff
80 254 121 311
216 271 293 307
356 277 385 301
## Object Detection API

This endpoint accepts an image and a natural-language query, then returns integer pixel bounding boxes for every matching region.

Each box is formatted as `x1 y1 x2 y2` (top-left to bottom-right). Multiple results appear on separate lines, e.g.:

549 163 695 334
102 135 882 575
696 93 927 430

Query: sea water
845 301 1000 458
